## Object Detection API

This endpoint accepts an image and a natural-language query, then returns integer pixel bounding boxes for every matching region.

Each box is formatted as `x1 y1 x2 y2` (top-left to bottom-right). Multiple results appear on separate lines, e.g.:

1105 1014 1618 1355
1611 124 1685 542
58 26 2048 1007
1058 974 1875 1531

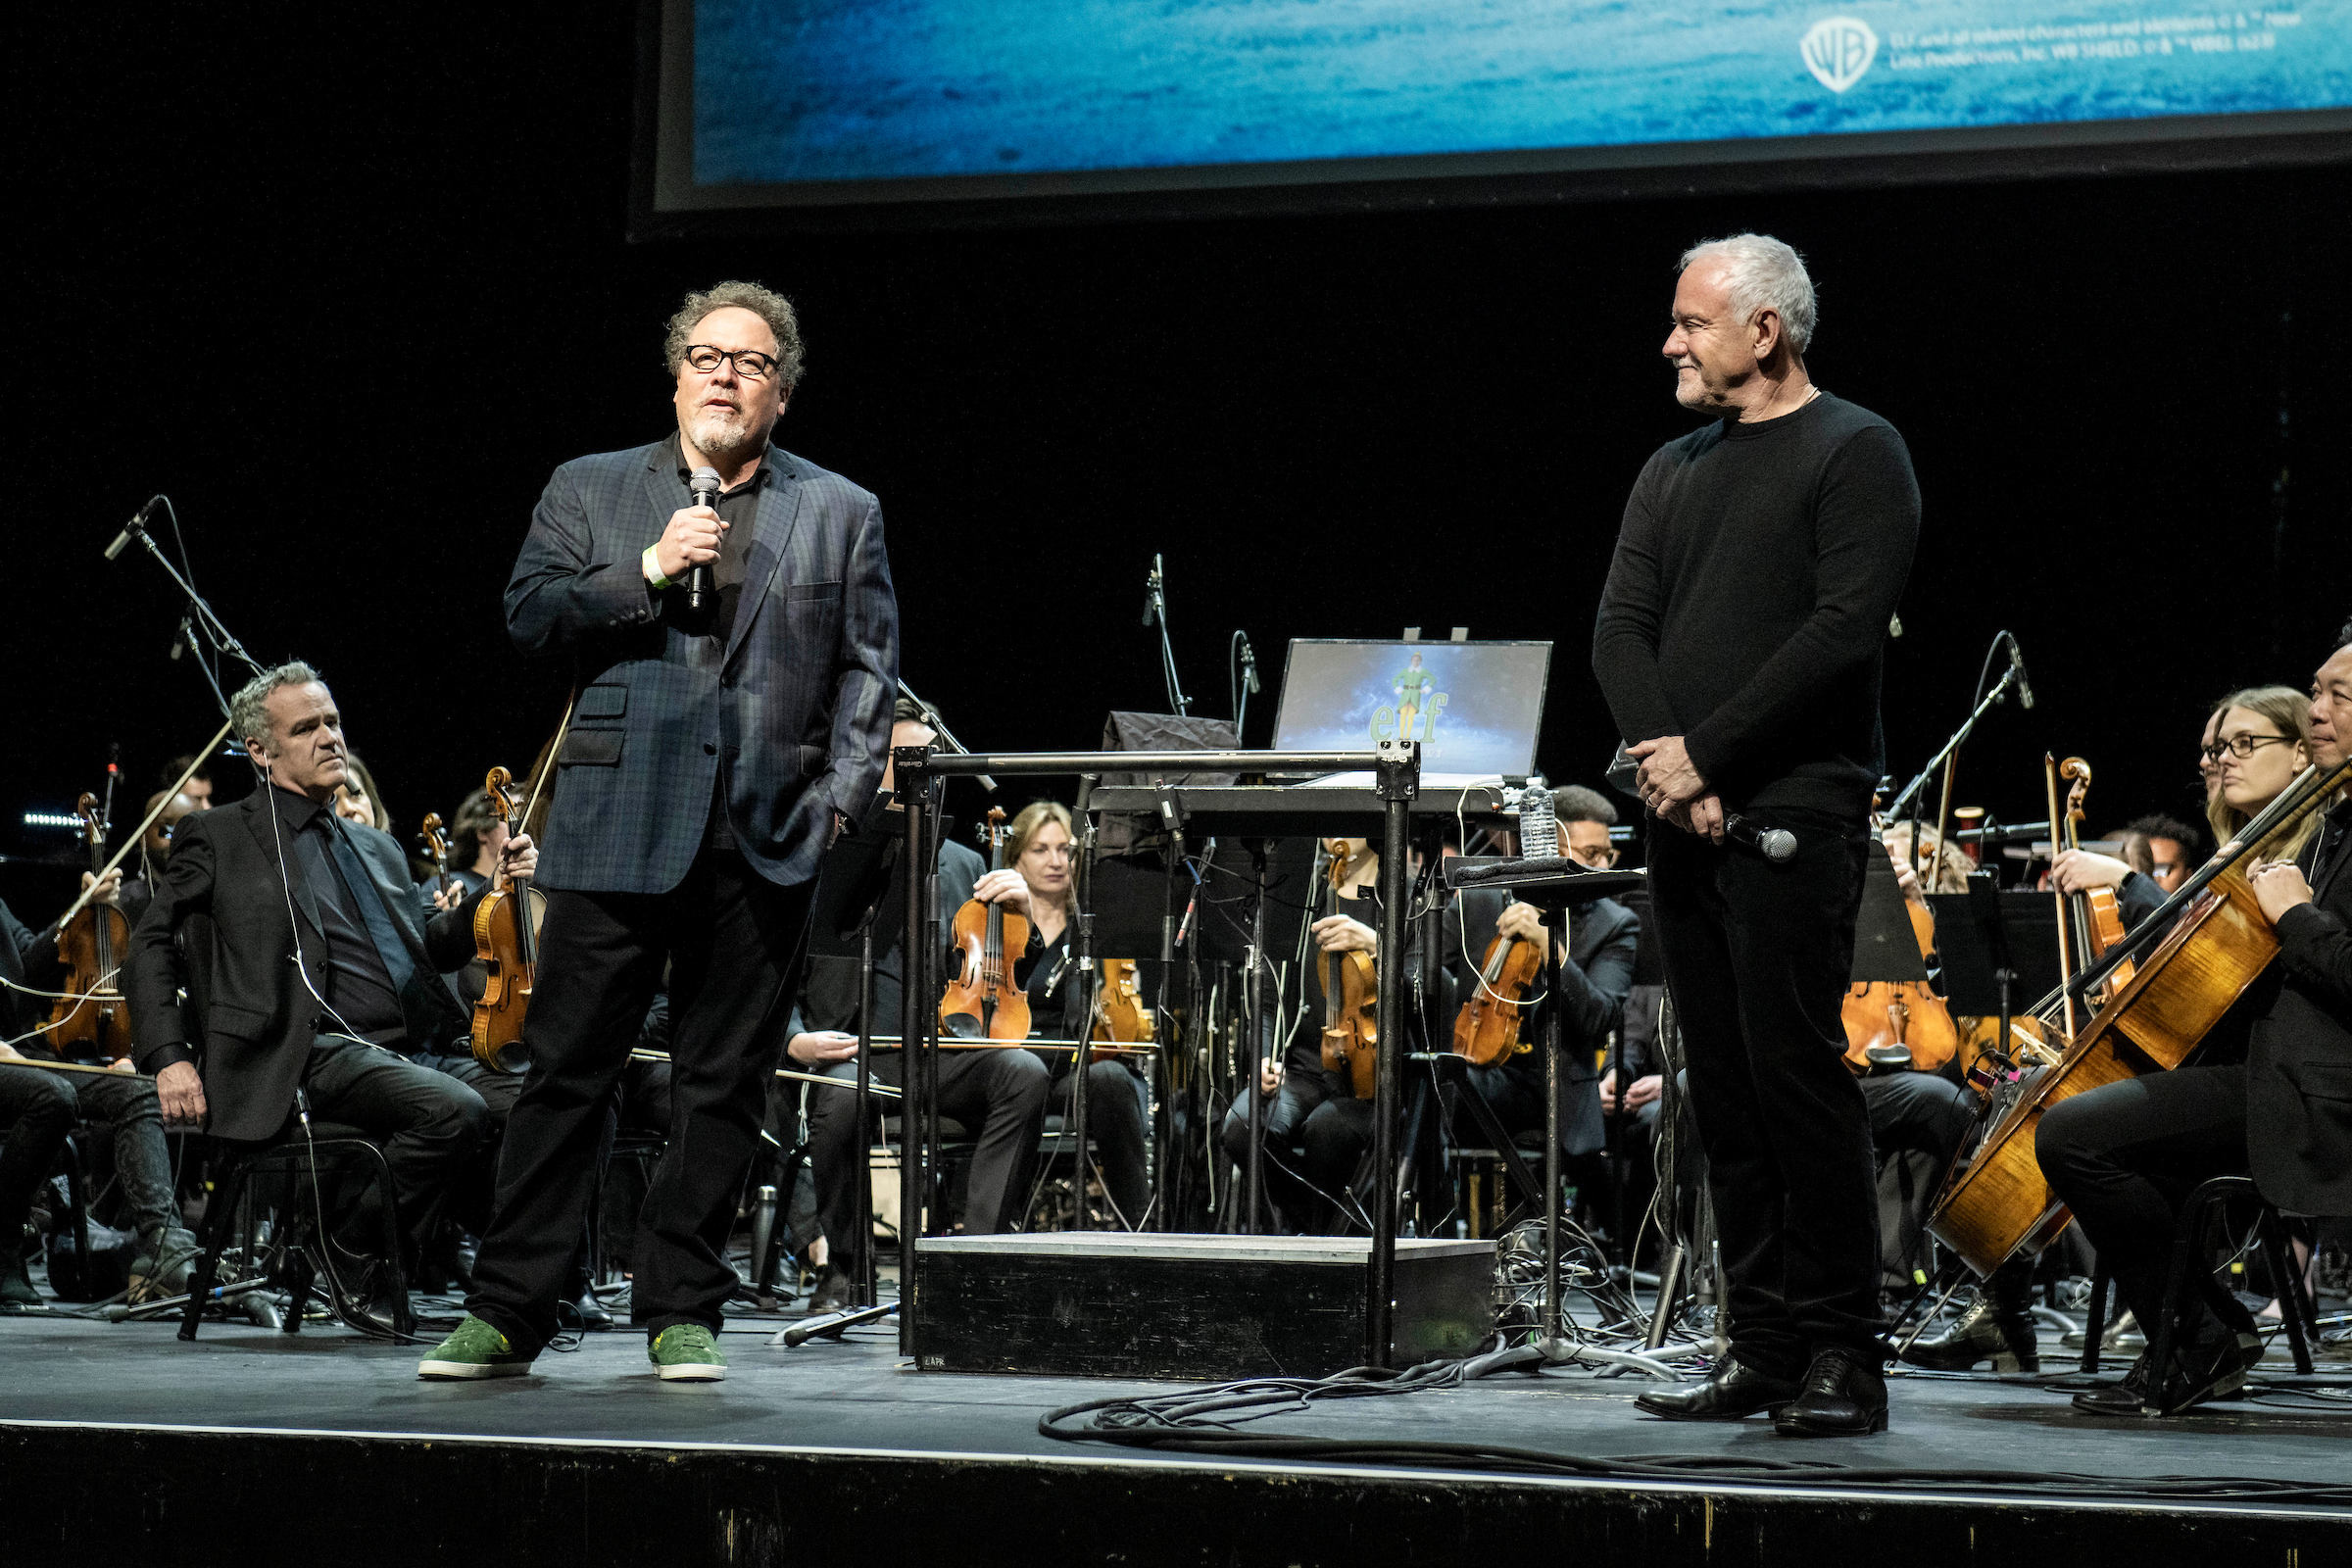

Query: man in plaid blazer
425 281 897 1382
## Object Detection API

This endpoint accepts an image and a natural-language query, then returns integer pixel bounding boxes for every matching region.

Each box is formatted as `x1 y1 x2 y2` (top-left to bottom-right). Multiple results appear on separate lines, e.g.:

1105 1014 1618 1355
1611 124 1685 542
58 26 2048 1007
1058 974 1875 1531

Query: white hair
1679 233 1817 354
229 661 322 754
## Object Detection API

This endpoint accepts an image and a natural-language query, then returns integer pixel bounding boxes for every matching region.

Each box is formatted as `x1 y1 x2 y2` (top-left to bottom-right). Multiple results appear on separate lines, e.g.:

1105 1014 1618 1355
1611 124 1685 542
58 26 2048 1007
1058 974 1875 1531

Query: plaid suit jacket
505 437 899 895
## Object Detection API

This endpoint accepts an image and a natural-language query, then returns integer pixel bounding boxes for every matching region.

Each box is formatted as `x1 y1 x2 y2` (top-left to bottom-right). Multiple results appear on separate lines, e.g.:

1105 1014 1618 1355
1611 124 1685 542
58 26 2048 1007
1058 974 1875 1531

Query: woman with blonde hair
996 798 1152 1226
2053 685 2314 926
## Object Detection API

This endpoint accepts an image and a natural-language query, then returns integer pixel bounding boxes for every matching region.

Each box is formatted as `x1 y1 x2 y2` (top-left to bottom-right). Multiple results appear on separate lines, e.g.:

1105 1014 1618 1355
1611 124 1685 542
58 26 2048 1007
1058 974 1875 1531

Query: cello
1929 756 2352 1276
1840 811 1960 1076
47 789 133 1063
468 766 538 1073
1318 839 1380 1099
2057 755 2134 1003
940 807 1031 1041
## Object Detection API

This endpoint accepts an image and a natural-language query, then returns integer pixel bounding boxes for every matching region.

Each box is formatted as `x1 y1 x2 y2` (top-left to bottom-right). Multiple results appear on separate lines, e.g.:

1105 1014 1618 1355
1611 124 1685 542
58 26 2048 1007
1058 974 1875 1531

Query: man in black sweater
1593 234 1919 1436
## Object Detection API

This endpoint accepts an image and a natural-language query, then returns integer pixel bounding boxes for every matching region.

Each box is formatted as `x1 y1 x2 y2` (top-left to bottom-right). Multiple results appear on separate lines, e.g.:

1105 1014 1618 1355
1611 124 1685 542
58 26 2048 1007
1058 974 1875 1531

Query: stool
178 1122 402 1342
2142 1175 2317 1386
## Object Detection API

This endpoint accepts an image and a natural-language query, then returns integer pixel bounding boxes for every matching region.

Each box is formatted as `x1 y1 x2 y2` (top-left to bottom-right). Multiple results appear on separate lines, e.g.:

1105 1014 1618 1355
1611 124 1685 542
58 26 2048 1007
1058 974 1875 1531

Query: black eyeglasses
682 345 780 381
2199 732 2295 765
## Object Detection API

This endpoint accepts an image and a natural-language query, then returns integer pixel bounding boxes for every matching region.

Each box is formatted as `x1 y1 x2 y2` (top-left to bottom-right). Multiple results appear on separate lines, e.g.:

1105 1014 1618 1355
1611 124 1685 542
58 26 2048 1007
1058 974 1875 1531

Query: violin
2057 756 2134 1004
1088 957 1153 1060
1450 901 1543 1066
1839 812 1960 1076
941 807 1031 1041
469 766 538 1073
47 789 133 1063
1317 839 1379 1099
416 811 455 905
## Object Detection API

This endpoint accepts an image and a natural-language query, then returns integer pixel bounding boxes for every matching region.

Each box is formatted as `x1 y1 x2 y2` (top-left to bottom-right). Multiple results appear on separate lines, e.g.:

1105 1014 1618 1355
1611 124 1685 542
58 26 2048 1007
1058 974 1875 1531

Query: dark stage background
7 5 2347 914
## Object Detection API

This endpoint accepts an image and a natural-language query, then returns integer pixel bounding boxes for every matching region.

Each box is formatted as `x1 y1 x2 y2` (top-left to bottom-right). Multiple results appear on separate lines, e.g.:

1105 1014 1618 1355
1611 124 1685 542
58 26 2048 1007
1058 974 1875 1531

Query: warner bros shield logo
1801 17 1879 93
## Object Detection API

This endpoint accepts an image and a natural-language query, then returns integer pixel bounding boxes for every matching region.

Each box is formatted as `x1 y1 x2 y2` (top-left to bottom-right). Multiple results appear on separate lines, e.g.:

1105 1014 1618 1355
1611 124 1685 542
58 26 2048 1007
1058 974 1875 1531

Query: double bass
940 807 1031 1041
1318 839 1379 1099
469 766 538 1073
47 789 133 1063
1930 757 2351 1276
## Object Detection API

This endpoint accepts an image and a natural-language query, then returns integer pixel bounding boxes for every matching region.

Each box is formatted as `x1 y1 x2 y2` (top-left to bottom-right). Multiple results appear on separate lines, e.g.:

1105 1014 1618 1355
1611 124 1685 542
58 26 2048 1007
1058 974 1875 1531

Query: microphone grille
1760 827 1798 863
690 466 721 495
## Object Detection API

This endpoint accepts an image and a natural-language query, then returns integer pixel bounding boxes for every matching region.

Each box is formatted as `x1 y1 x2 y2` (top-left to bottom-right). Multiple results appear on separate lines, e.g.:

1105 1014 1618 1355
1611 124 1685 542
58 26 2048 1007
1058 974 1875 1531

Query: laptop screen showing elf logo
1271 639 1551 783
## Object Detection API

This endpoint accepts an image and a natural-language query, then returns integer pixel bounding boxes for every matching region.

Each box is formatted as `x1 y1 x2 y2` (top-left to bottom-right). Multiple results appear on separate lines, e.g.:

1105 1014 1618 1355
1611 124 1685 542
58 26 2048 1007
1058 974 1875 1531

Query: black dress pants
300 1037 490 1269
1220 1072 1338 1232
1647 805 1879 1374
467 846 813 1352
1050 1059 1150 1226
0 1067 75 1243
2035 1063 2254 1347
807 1046 1050 1277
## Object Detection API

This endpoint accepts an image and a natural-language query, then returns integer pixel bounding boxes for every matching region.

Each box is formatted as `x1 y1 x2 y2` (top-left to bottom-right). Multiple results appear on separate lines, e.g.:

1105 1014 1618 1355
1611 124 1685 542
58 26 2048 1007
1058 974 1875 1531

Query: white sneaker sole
657 1361 727 1382
416 1358 532 1380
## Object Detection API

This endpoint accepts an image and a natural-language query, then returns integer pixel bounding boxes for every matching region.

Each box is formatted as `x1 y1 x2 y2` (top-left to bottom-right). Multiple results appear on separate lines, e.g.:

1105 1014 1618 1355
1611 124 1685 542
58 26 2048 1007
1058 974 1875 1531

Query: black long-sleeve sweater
1592 392 1920 819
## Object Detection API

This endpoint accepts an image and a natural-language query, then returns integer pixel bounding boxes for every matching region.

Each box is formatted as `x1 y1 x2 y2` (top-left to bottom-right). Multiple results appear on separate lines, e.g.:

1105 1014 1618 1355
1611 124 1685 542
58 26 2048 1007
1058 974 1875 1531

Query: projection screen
638 2 2352 226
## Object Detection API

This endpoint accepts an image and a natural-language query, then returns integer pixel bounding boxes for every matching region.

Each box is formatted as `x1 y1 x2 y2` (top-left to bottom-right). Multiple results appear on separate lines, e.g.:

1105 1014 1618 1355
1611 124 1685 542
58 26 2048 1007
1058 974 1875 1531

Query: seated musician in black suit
2034 631 2352 1415
124 662 535 1325
798 701 1051 1309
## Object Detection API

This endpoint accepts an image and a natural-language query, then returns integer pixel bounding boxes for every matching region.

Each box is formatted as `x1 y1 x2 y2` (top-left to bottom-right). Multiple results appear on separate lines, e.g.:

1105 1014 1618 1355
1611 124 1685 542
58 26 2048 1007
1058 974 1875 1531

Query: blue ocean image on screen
693 2 2350 186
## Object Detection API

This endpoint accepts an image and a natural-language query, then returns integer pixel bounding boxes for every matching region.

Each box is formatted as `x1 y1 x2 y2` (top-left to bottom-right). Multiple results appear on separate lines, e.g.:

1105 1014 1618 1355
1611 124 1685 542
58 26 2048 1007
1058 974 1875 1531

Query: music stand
1928 881 2063 1074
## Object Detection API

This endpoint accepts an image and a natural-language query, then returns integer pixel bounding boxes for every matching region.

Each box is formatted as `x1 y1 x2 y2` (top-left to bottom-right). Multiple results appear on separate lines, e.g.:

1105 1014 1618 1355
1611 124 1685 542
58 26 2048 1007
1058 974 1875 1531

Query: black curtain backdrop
7 5 2347 914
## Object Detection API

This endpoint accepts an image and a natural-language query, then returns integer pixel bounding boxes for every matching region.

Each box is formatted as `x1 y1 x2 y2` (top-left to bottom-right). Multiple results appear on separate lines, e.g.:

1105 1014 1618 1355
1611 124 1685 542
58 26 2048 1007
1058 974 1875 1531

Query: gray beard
687 408 764 461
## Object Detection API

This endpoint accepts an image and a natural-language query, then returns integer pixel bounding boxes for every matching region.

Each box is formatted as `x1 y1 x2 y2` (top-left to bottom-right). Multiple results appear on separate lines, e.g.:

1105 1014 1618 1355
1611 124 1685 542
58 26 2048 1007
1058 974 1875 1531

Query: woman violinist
2034 647 2352 1416
997 800 1152 1226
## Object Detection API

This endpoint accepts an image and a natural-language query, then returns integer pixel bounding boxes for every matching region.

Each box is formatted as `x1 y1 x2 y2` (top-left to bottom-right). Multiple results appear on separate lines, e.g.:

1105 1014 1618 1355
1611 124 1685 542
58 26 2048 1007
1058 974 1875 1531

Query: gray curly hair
229 661 323 754
662 280 806 390
1680 233 1817 354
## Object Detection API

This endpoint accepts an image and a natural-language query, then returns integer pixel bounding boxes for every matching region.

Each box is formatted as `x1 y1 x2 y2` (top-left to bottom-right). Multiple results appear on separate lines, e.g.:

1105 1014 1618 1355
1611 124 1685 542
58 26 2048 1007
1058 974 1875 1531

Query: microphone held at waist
1724 813 1797 863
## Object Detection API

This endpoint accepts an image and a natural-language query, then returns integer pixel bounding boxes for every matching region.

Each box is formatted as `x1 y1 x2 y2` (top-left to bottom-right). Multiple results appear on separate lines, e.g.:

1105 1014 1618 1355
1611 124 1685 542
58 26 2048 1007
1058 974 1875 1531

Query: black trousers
2035 1063 2254 1347
299 1038 491 1268
0 1066 75 1241
467 846 813 1352
1050 1059 1150 1225
807 1046 1050 1277
1861 1069 1976 1287
1648 805 1879 1372
1220 1072 1339 1232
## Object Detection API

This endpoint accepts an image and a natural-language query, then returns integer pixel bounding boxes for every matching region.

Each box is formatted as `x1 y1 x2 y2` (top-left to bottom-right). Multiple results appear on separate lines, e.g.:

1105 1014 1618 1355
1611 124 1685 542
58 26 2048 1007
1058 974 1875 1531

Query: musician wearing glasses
2053 688 2316 926
423 282 899 1383
2034 639 2352 1415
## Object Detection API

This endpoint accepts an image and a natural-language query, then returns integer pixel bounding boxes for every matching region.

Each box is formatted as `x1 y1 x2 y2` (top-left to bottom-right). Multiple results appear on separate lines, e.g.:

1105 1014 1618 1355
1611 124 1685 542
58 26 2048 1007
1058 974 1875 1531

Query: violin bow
50 715 235 934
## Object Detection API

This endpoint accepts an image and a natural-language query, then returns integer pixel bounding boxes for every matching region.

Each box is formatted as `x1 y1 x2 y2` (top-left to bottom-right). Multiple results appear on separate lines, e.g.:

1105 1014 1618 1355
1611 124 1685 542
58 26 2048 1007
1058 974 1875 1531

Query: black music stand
1445 858 1644 1352
1928 880 2063 1074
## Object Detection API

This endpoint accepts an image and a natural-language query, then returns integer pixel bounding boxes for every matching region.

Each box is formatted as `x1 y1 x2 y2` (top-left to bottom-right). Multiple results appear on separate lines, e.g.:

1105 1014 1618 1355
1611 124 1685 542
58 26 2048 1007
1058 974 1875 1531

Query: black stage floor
7 1310 2352 1564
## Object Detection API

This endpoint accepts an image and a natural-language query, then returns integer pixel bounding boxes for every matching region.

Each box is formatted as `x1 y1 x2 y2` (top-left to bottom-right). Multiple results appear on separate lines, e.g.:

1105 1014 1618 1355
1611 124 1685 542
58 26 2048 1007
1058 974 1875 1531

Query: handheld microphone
687 467 721 612
1141 554 1165 628
1724 813 1797 864
2007 636 2035 710
106 497 162 562
1239 635 1261 694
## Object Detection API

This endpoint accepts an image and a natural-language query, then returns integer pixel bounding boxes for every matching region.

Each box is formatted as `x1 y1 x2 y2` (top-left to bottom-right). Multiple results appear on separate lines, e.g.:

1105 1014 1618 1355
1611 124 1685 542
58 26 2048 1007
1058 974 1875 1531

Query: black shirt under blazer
504 437 899 896
2247 807 2352 1216
123 789 486 1142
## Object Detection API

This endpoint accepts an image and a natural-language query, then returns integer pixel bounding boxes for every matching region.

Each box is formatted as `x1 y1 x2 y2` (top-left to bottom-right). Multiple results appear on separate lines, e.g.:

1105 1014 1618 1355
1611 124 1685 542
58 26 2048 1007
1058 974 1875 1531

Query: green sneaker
650 1323 727 1382
416 1315 535 1380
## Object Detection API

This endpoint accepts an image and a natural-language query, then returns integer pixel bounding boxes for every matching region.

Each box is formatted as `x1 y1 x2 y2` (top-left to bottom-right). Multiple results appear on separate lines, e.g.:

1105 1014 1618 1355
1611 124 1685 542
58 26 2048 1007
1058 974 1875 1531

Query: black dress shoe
1901 1295 2039 1374
1774 1348 1889 1437
1635 1357 1804 1421
806 1264 861 1315
2156 1329 2262 1416
2070 1351 2156 1415
566 1288 614 1332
